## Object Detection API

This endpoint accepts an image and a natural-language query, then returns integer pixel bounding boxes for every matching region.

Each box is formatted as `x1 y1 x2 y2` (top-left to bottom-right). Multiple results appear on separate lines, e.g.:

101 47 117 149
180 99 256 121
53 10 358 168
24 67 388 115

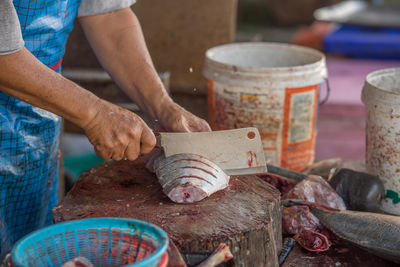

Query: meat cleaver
156 127 267 176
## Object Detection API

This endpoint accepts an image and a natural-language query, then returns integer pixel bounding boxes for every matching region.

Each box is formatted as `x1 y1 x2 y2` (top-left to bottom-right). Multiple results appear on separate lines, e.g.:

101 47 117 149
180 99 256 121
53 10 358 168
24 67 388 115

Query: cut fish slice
153 153 230 203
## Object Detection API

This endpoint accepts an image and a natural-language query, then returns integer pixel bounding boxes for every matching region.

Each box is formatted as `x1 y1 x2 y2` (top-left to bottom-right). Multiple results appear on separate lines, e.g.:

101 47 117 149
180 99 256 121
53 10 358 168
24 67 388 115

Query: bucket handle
319 78 331 106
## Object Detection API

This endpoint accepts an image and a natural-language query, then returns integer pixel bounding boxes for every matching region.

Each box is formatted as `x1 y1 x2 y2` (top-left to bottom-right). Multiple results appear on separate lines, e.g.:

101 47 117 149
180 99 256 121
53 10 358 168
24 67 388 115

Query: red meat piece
294 229 332 252
282 206 320 235
283 175 346 210
257 173 296 196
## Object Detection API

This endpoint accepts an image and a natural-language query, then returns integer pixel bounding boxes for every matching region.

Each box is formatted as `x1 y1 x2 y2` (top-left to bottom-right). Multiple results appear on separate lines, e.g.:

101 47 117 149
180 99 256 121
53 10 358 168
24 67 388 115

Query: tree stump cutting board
53 159 282 266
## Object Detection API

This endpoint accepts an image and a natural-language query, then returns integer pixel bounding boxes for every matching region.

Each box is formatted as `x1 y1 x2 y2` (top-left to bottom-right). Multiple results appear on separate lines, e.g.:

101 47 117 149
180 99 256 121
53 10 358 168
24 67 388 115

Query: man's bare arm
79 8 210 132
0 48 155 160
0 48 98 127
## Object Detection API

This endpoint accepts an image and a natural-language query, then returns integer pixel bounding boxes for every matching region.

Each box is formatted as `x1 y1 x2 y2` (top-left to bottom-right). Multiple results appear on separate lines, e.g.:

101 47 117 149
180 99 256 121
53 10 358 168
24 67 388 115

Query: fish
145 148 163 173
154 153 230 203
303 157 342 178
196 243 233 267
62 257 93 267
283 199 400 264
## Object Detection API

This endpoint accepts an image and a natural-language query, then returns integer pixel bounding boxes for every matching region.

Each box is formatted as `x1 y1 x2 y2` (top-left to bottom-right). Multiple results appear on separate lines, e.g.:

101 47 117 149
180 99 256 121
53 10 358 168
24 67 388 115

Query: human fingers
189 118 211 132
94 146 112 160
125 141 140 161
140 126 156 155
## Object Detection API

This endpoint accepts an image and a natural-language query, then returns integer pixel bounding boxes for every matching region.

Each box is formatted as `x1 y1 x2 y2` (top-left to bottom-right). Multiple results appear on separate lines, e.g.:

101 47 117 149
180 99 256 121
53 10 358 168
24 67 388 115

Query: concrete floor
326 57 400 105
315 103 365 162
315 57 400 161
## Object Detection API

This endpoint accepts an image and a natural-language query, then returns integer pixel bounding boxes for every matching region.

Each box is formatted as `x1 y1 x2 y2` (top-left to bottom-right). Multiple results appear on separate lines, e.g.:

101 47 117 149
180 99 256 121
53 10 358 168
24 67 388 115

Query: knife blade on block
156 127 267 176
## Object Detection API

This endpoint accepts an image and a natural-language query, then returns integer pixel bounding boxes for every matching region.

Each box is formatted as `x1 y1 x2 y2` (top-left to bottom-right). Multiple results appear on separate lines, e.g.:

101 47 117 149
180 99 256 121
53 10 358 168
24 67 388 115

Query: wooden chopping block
53 159 282 267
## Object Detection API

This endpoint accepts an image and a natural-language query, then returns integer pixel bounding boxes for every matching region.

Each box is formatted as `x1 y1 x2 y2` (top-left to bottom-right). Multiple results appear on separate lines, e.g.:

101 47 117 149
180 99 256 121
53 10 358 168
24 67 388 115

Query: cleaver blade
157 127 267 176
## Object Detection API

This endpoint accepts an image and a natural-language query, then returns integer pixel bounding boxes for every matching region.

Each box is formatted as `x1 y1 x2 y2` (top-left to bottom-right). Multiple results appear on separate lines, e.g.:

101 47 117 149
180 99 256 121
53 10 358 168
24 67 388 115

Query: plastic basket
11 218 169 267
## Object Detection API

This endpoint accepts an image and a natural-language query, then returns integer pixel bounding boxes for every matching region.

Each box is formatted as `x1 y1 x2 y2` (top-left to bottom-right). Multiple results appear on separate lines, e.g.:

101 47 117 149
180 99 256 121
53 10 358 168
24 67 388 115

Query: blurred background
59 0 400 195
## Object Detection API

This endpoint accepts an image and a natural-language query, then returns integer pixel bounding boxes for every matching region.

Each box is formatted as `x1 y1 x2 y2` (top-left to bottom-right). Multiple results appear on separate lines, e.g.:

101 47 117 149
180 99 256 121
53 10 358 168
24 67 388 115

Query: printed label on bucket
281 86 318 171
208 80 318 171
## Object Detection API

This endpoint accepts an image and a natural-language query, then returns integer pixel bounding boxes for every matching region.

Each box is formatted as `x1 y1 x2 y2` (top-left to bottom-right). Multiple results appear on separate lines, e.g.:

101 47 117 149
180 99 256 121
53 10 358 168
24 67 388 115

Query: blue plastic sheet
0 98 61 260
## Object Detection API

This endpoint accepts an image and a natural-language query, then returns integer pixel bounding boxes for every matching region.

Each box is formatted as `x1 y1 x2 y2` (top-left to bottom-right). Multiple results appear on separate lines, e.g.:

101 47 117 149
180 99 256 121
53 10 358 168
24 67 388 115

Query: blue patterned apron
0 0 82 259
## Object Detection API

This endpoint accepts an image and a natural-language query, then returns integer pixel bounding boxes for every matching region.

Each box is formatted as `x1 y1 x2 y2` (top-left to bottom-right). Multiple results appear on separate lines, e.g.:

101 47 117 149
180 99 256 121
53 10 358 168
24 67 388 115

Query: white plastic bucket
362 68 400 215
203 42 327 171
